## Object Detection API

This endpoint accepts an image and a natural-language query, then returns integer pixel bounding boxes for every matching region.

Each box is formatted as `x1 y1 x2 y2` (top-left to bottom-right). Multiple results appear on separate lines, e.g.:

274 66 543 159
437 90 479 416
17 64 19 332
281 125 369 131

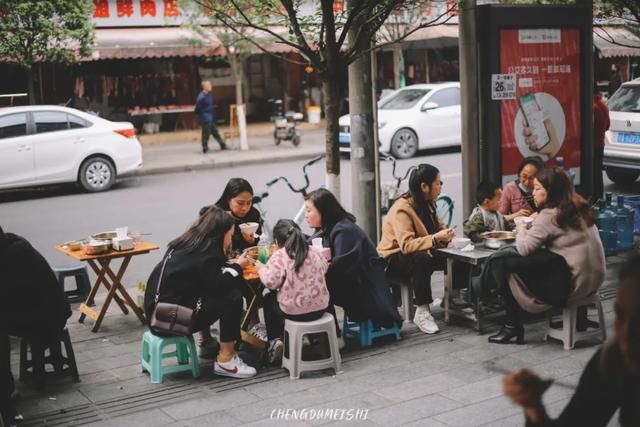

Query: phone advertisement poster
499 28 581 184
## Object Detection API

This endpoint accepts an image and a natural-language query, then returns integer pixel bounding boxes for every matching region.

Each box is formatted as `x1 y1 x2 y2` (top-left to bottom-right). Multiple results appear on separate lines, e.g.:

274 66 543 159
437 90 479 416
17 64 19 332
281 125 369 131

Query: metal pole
371 42 381 242
348 0 377 242
459 0 480 218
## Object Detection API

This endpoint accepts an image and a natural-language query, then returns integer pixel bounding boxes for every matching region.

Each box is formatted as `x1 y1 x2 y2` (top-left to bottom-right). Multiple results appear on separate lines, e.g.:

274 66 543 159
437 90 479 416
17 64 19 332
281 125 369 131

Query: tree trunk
27 67 35 105
230 55 249 150
392 45 405 89
322 77 341 199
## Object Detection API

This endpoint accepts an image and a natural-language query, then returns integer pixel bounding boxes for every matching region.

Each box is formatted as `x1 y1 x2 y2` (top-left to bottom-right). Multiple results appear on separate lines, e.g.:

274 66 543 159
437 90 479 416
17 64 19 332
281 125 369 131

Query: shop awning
378 24 459 50
593 26 640 58
87 27 225 61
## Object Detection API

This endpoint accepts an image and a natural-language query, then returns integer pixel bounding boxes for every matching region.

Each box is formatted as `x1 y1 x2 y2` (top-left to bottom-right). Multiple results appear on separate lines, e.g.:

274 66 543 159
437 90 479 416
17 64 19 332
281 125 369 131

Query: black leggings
387 252 445 306
263 292 326 341
195 288 243 343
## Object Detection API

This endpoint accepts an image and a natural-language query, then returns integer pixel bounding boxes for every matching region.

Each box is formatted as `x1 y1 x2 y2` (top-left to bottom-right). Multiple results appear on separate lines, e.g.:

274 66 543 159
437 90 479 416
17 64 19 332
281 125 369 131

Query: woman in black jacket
304 189 401 329
144 207 256 379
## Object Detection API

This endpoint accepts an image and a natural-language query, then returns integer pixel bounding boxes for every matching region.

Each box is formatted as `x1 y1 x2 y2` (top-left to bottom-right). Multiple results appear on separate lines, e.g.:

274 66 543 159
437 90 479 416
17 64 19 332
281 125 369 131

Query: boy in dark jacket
464 181 514 243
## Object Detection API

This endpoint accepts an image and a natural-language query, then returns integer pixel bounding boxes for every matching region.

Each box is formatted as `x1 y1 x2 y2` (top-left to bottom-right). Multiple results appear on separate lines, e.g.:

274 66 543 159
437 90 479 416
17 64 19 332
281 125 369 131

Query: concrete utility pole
348 2 378 242
459 0 480 218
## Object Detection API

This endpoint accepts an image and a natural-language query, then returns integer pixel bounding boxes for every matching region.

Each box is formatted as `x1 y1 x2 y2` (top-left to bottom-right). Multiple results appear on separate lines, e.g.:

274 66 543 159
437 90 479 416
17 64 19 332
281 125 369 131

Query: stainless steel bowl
482 231 515 249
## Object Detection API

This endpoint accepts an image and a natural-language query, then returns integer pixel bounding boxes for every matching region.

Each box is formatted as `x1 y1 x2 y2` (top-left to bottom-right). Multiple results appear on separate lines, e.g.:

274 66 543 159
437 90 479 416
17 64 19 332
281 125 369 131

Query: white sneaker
413 305 439 334
214 355 257 378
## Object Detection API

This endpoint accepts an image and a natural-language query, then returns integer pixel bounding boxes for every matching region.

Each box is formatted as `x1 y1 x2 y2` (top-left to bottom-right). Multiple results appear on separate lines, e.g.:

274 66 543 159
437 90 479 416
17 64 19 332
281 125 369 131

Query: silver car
604 79 640 186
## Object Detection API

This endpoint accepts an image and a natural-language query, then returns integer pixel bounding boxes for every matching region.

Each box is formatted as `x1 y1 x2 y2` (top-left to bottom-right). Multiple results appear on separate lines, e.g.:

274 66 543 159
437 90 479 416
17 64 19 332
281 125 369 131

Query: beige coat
510 208 606 313
377 196 444 259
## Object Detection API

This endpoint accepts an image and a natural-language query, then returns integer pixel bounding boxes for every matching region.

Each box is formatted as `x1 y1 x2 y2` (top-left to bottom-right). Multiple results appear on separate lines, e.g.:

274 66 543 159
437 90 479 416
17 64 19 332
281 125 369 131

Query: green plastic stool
140 331 200 384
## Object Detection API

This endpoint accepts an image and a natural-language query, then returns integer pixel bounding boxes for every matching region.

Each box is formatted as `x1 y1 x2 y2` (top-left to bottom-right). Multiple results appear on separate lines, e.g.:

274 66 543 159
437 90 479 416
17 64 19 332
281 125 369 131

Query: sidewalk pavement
10 253 630 427
135 121 326 176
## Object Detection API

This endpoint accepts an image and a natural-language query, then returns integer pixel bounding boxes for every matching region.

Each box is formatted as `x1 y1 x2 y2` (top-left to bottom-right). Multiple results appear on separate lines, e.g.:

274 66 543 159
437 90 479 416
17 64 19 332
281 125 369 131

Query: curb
131 147 326 177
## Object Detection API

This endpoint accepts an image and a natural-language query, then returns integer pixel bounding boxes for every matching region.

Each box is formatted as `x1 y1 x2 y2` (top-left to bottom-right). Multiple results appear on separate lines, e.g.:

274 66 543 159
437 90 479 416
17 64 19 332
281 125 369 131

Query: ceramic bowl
452 237 471 249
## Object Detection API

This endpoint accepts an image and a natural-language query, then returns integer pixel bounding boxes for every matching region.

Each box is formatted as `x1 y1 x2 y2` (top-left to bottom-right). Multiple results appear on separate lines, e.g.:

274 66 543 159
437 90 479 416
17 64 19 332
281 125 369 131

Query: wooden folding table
56 242 159 332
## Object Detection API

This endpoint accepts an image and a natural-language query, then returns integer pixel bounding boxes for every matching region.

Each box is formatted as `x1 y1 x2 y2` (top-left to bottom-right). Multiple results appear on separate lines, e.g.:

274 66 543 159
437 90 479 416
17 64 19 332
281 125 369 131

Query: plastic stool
282 313 342 380
545 293 607 350
342 316 401 348
53 264 91 303
388 277 412 321
140 331 200 384
20 328 80 390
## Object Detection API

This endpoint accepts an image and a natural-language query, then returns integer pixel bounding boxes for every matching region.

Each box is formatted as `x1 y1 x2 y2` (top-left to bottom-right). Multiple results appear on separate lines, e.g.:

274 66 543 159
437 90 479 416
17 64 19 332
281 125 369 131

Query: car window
607 86 640 113
0 113 28 139
33 111 69 133
380 89 430 110
427 88 460 108
68 113 89 129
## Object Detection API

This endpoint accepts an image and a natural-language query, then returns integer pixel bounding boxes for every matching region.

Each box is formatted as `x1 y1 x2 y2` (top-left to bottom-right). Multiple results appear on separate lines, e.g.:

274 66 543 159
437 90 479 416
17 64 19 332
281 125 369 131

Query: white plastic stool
282 313 342 379
545 293 607 350
388 277 412 322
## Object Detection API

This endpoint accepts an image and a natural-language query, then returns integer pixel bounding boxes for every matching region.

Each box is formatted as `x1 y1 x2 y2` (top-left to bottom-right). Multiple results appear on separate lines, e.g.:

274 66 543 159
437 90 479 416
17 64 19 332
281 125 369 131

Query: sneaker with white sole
214 355 257 378
267 339 284 366
413 305 439 334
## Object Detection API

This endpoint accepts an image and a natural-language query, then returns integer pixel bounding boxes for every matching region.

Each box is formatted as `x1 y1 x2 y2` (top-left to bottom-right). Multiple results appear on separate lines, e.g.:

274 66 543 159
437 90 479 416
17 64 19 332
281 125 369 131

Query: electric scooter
269 99 303 146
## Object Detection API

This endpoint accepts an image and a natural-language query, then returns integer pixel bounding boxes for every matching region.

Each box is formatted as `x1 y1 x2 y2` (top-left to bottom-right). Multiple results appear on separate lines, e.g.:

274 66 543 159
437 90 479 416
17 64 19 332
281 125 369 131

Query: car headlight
378 121 387 129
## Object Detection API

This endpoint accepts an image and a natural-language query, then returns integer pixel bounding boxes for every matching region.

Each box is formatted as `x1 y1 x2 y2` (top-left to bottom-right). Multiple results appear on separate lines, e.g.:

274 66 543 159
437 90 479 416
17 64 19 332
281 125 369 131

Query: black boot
488 325 524 344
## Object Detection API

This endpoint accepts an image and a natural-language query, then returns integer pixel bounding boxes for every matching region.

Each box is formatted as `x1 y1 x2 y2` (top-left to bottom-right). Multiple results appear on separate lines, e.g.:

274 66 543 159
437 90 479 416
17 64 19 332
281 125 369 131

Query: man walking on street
195 81 227 153
593 85 610 203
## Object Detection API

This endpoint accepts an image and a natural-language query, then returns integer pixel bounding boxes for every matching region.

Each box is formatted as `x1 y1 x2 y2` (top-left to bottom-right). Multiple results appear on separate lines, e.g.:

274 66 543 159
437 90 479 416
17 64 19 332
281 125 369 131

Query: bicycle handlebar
265 154 326 195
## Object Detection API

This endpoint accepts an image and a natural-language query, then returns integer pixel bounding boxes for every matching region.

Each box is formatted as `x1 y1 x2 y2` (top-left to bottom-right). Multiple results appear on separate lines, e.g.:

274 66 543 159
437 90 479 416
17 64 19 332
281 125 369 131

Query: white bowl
452 237 471 249
239 222 259 235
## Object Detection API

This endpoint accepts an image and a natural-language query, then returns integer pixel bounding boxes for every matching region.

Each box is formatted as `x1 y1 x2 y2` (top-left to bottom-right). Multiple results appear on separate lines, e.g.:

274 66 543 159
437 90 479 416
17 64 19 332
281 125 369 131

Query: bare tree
194 0 455 195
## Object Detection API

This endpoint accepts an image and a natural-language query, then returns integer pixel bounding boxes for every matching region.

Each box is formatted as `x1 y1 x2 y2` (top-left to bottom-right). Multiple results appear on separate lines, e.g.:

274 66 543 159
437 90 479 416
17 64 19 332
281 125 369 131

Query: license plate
275 119 287 127
617 132 640 145
339 133 350 143
276 130 287 138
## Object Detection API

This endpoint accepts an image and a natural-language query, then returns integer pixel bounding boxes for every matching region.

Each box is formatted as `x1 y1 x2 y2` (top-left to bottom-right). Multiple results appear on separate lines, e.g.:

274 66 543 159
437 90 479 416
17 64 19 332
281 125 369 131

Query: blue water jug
555 156 576 185
596 200 618 256
623 195 640 235
615 196 635 251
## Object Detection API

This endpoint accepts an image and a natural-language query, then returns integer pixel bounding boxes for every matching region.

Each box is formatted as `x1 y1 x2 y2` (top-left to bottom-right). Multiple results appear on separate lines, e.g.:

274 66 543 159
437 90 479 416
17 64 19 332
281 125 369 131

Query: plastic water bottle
596 200 618 256
555 157 576 185
615 196 635 251
257 234 270 263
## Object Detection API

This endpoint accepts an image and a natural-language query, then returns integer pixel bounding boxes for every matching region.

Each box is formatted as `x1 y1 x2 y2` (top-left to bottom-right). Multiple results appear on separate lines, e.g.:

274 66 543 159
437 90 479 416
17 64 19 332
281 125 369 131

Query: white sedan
339 82 461 158
0 105 142 192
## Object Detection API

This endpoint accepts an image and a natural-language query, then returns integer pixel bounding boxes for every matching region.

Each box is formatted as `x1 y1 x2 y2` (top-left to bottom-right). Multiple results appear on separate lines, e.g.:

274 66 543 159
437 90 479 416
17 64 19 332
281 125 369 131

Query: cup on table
115 226 128 239
129 231 142 245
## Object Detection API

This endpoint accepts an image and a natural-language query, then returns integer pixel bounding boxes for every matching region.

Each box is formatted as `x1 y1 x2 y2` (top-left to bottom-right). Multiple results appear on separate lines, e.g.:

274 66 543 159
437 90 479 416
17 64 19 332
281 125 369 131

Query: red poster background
500 29 581 181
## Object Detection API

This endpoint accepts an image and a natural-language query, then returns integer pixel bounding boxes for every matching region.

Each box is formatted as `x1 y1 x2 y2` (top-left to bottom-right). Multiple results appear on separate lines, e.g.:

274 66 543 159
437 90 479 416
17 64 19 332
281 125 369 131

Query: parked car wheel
390 128 419 159
79 156 115 192
606 168 639 186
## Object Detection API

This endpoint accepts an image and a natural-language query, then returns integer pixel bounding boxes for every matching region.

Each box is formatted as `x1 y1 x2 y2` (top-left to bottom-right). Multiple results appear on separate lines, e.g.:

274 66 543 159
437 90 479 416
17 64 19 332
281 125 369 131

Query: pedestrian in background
195 81 227 154
593 84 610 203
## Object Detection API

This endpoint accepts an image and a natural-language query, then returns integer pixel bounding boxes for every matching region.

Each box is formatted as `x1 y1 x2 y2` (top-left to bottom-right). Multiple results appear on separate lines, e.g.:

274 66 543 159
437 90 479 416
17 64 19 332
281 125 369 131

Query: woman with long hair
499 156 545 222
378 164 455 334
256 219 330 365
200 178 263 254
305 189 401 329
144 207 257 378
488 166 606 344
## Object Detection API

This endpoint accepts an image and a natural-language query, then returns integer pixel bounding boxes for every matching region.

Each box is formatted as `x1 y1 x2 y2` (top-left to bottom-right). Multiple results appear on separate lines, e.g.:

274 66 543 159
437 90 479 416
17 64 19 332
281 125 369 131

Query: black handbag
149 250 201 336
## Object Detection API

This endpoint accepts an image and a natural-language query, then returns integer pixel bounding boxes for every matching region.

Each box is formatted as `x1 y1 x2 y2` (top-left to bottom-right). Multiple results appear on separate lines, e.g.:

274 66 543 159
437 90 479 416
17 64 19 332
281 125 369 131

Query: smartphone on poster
519 93 550 150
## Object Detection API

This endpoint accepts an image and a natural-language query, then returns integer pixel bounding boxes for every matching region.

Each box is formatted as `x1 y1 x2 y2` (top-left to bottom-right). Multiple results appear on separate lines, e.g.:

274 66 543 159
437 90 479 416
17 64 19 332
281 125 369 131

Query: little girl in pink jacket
255 219 330 365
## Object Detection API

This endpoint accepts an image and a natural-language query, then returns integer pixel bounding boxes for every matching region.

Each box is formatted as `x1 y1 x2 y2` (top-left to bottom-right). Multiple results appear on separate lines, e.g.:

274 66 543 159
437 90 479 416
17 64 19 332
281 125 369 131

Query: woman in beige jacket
489 166 606 344
378 164 455 334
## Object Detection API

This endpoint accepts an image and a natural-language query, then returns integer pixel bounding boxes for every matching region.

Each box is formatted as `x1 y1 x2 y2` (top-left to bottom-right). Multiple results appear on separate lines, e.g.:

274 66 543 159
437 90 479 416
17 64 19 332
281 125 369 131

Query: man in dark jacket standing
593 85 610 202
0 227 72 426
195 80 227 153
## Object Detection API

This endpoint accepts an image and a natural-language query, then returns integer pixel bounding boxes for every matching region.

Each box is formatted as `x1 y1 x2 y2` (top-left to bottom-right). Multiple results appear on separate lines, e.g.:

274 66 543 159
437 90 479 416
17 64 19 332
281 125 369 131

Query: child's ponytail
273 219 309 272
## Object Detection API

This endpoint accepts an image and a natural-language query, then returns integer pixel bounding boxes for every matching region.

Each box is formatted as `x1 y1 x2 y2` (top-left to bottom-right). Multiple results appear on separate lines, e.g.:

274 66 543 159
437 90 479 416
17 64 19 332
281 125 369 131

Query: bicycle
251 154 326 243
380 153 455 228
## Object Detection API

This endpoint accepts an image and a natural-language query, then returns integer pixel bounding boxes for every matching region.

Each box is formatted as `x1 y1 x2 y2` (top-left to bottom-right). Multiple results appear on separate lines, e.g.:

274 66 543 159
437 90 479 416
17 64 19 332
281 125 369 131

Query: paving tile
440 375 504 405
82 408 174 427
530 356 586 380
162 390 260 420
391 338 472 363
225 394 284 423
307 380 370 401
242 374 335 398
400 418 450 427
305 392 396 426
369 394 461 426
347 361 441 388
179 410 243 426
510 343 571 364
433 395 521 427
374 372 467 403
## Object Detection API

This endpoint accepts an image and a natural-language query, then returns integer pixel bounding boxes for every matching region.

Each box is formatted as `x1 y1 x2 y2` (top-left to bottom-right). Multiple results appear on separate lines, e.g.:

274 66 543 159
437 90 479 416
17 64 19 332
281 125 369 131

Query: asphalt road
1 149 634 290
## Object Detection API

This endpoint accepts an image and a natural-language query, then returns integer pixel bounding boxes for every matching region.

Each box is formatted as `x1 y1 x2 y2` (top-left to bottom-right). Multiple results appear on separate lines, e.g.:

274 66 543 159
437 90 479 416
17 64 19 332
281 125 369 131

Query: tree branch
279 0 317 60
335 0 370 49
